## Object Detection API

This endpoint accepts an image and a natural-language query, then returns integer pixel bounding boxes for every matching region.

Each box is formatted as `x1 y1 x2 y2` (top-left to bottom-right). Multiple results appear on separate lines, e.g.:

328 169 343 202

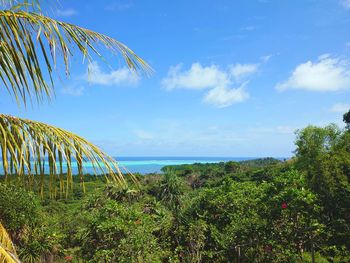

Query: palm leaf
0 1 39 7
0 114 130 199
0 222 19 263
0 9 152 106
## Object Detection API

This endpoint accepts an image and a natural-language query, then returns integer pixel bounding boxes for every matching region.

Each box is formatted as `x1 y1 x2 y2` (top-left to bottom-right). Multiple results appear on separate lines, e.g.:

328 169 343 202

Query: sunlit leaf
0 114 129 198
0 9 152 106
0 222 19 263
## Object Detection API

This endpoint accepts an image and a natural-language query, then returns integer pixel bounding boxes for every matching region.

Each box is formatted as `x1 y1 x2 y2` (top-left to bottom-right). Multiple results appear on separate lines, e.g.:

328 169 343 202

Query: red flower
281 202 288 209
64 255 73 262
264 245 272 253
345 212 350 220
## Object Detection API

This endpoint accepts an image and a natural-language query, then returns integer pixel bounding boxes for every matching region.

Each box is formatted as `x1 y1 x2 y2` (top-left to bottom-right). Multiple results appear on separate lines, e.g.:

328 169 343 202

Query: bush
79 187 173 262
0 183 40 235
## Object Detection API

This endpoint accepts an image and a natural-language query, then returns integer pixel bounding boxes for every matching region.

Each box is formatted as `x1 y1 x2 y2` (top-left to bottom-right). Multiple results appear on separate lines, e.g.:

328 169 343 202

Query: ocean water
115 156 258 174
0 157 278 175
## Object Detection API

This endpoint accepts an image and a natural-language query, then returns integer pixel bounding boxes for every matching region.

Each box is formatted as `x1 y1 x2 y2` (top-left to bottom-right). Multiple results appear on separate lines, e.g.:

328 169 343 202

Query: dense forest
0 112 350 262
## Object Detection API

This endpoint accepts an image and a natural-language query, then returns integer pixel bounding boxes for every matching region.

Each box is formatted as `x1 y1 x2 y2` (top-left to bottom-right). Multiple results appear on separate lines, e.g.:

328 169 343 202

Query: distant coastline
108 156 289 174
0 156 289 175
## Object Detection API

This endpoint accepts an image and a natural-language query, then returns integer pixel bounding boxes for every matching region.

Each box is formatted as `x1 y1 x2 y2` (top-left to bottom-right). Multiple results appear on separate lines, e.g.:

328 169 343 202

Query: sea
0 157 285 175
115 156 254 174
96 156 275 174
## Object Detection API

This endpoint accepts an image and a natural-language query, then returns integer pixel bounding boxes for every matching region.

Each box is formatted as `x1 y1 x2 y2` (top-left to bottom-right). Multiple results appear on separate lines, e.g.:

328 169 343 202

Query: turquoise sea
83 156 282 174
0 157 285 175
116 156 255 174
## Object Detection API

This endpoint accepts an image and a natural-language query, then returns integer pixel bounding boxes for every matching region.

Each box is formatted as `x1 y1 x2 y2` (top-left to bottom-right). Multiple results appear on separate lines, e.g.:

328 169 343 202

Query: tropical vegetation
1 1 349 262
0 0 149 261
0 112 349 262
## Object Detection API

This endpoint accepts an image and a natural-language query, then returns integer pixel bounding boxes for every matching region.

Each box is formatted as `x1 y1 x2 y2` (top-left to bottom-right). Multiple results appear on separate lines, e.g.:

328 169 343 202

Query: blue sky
2 0 350 157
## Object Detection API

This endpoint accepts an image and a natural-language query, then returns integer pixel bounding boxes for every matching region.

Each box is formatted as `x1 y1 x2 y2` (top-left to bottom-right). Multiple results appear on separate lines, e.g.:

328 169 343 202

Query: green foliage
239 157 282 168
1 122 349 262
18 228 55 263
224 161 240 173
0 183 64 262
0 183 40 234
176 170 323 262
157 170 188 211
343 109 350 130
79 185 173 262
0 0 150 260
294 124 350 259
295 124 343 191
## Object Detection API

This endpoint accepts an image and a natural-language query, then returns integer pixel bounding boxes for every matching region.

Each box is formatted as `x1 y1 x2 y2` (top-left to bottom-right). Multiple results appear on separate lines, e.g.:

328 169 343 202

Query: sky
2 0 350 157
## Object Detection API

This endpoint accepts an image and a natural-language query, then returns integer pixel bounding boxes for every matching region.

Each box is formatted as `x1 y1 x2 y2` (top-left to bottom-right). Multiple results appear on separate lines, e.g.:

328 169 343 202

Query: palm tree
0 223 19 263
0 1 150 261
159 170 186 212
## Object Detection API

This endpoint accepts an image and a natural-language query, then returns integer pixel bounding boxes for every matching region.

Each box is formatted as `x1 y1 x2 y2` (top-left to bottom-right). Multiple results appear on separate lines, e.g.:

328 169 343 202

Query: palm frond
0 222 19 263
0 0 39 7
0 114 129 198
0 9 152 106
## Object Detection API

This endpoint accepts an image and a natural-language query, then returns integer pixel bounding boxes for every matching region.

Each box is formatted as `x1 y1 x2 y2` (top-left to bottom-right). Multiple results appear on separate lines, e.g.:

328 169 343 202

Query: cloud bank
61 62 138 96
276 55 350 92
162 62 257 107
230 63 258 81
87 62 139 86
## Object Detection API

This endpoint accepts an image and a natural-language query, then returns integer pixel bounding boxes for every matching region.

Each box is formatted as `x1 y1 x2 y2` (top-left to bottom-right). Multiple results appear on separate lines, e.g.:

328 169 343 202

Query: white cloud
162 62 258 107
260 54 273 62
162 63 229 90
331 103 350 113
87 62 139 86
61 85 84 96
276 55 350 92
56 8 77 17
204 85 249 108
230 63 258 81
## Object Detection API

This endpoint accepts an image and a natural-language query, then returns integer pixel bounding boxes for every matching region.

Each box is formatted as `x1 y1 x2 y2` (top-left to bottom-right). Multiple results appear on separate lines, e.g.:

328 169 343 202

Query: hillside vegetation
1 119 350 262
